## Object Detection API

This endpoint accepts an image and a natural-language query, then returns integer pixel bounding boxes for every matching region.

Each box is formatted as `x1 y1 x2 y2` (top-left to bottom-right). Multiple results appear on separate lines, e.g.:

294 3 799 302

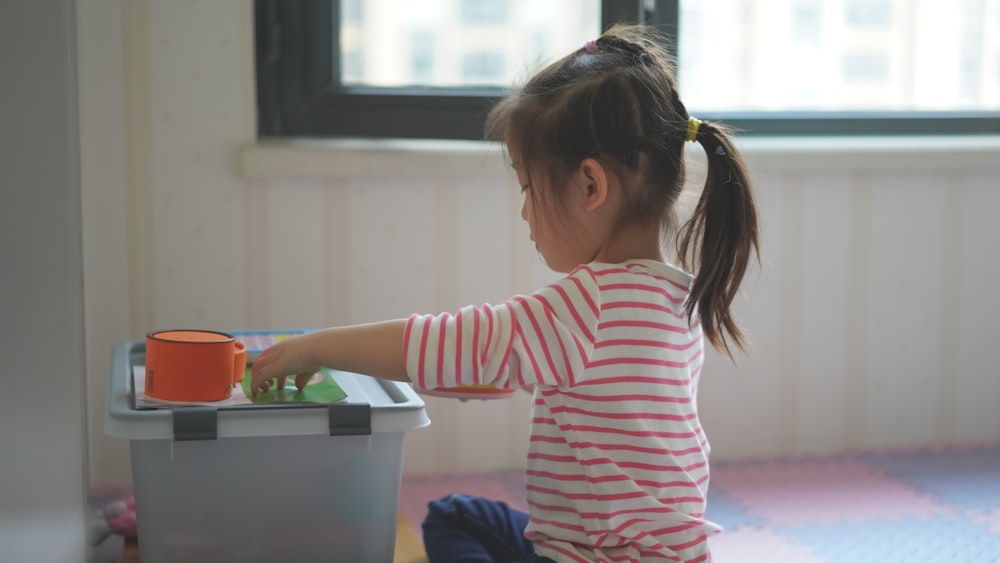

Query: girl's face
513 151 664 271
515 165 588 273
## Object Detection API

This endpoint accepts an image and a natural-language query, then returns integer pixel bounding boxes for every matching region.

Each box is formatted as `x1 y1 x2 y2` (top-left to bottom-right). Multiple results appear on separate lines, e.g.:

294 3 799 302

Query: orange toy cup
145 330 236 402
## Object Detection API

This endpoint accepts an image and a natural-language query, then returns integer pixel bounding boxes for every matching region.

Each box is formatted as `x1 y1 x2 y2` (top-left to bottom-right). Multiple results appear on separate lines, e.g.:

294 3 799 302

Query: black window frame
255 0 1000 141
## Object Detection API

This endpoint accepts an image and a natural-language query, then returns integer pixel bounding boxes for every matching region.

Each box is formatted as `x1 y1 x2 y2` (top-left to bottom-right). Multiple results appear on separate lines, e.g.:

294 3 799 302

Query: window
677 0 1000 135
845 0 892 26
461 52 507 84
410 32 435 84
842 53 889 82
790 0 823 44
461 0 507 24
341 0 362 23
255 0 1000 140
255 0 625 139
341 50 362 83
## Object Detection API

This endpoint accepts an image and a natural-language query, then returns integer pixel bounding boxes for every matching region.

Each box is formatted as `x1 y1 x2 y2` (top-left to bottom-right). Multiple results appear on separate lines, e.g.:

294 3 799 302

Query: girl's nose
520 198 527 221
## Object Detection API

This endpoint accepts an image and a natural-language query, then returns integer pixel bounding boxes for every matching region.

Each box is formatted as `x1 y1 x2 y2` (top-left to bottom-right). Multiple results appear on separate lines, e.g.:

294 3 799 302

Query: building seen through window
339 0 999 111
339 0 600 89
678 0 1000 111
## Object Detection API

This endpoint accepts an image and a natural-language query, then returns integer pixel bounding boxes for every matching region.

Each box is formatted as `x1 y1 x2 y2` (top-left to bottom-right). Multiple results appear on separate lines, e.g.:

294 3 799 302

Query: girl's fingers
251 365 311 397
295 372 312 391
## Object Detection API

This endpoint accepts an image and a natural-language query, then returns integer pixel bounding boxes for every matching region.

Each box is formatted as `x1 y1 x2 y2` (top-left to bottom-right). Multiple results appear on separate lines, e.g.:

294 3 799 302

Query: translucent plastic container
105 340 430 563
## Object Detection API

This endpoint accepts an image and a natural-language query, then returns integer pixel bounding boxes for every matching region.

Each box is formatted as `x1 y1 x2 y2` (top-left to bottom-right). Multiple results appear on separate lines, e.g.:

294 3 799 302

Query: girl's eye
520 184 530 193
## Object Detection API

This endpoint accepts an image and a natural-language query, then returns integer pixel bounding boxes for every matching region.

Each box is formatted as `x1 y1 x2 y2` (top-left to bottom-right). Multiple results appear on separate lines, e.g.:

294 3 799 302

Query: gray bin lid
105 341 430 441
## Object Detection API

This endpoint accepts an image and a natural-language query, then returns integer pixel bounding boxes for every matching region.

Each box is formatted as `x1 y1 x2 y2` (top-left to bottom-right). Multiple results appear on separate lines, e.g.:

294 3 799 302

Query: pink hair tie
582 39 599 54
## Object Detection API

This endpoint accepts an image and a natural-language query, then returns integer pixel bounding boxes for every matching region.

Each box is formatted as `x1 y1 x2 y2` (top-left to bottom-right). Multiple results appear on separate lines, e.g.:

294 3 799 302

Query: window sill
732 135 1000 173
240 138 503 181
240 135 1000 181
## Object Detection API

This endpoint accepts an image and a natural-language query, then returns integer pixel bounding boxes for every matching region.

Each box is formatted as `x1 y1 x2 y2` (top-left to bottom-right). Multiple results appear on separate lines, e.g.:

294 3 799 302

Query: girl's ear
577 158 610 212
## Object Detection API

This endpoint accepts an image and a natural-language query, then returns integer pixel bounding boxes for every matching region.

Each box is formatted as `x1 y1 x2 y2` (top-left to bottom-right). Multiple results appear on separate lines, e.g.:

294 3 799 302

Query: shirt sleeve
404 266 601 390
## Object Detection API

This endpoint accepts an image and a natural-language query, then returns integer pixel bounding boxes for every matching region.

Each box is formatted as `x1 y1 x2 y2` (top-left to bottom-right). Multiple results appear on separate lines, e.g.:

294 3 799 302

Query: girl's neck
592 224 664 265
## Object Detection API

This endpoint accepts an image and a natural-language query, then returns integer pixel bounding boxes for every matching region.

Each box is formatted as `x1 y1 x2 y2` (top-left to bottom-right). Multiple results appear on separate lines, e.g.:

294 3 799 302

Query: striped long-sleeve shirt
403 259 719 563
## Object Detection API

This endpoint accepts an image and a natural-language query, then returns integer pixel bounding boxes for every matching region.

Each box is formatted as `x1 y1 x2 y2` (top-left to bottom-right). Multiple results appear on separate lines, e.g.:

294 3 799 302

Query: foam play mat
398 443 1000 562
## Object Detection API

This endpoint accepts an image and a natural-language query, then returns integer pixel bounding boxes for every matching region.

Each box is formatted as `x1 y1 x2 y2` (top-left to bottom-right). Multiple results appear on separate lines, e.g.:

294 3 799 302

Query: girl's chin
542 260 574 274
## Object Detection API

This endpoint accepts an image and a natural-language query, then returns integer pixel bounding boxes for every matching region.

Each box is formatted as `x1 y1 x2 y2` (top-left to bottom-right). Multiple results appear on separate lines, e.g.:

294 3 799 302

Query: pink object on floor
106 496 137 538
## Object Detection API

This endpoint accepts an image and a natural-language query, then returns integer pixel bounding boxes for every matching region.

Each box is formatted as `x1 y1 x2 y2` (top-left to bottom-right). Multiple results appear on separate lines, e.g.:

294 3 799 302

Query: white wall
80 1 1000 489
0 1 89 561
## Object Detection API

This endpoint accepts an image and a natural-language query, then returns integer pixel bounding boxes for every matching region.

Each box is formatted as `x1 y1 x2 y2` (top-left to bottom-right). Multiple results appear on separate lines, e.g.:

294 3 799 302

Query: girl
251 24 759 563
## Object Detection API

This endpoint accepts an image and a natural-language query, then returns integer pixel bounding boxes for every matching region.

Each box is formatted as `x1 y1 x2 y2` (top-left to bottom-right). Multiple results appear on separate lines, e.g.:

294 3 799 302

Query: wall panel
79 1 1000 485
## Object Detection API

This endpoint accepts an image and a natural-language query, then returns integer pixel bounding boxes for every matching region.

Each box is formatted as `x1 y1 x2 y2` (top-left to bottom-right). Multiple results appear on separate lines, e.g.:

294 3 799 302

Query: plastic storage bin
105 340 430 563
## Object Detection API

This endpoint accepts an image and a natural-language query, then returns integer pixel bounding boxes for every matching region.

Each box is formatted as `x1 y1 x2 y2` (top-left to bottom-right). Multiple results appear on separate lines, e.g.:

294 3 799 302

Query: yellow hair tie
686 117 701 143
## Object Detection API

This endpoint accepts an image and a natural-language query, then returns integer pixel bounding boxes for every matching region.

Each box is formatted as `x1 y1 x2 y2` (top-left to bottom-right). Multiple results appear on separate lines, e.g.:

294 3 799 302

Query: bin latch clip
328 403 371 436
171 406 218 441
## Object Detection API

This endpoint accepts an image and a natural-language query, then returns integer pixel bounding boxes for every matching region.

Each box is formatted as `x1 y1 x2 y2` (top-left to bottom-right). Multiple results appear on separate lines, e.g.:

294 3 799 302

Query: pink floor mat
400 442 1000 562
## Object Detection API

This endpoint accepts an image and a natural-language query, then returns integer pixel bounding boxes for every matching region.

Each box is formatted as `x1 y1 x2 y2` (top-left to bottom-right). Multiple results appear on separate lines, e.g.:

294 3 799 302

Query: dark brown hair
486 24 759 357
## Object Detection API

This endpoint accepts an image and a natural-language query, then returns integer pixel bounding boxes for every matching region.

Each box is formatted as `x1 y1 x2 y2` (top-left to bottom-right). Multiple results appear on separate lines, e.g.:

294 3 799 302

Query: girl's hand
249 335 320 396
248 321 410 396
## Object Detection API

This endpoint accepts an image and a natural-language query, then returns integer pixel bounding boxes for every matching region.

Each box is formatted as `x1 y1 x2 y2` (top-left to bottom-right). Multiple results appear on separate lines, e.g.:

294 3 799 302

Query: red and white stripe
404 260 719 562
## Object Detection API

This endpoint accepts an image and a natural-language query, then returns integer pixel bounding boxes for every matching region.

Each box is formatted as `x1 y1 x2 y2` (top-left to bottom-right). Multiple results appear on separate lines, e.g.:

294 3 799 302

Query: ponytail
677 121 760 358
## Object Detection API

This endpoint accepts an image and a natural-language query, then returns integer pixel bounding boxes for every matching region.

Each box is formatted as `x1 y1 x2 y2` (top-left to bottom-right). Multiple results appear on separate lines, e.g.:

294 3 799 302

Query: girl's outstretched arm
249 320 410 396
